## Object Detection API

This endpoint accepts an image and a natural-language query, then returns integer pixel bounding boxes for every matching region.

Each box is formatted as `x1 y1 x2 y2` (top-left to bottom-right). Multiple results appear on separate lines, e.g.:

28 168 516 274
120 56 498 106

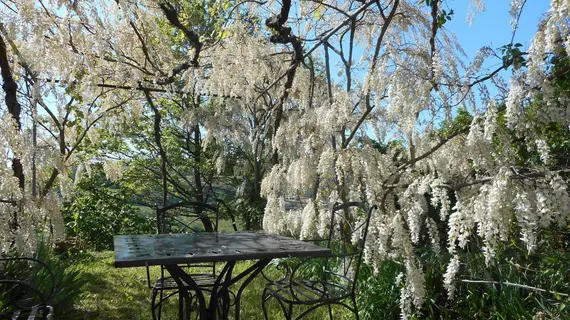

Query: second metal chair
148 201 221 320
261 201 377 320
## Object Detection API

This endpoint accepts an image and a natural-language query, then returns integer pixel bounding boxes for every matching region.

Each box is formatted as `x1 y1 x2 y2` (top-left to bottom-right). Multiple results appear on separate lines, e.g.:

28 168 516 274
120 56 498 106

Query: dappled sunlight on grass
64 251 353 320
65 251 153 319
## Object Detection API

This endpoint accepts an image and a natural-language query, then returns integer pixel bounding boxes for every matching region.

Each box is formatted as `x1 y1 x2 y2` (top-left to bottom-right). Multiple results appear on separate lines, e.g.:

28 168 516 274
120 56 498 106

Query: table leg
165 265 208 320
165 260 271 320
209 261 235 319
222 259 271 320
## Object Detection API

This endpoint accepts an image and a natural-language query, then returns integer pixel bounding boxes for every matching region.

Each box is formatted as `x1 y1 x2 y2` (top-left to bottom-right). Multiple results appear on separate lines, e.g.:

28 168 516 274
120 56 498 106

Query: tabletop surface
113 232 331 268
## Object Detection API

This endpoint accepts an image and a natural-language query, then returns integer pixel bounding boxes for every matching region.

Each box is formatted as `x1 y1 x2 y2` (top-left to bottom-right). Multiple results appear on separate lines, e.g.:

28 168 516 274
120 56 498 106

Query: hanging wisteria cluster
0 0 569 317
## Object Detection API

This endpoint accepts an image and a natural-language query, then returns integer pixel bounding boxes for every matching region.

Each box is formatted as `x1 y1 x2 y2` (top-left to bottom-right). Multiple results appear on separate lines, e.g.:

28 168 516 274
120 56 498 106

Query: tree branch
159 2 202 66
461 279 569 297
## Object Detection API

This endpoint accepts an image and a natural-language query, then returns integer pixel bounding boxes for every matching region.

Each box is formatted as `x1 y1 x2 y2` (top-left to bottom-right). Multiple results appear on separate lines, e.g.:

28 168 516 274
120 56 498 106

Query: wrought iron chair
147 201 222 320
0 257 55 319
261 201 377 320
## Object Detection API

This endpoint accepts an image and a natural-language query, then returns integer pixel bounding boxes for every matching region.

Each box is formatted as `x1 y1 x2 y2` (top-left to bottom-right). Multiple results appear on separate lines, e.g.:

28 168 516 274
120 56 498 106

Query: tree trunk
145 91 169 208
0 33 24 191
0 32 24 230
192 124 213 232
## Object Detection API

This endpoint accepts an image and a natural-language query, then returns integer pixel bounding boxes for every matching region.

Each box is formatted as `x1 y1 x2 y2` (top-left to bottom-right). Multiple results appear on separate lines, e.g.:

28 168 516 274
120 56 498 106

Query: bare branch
461 279 569 298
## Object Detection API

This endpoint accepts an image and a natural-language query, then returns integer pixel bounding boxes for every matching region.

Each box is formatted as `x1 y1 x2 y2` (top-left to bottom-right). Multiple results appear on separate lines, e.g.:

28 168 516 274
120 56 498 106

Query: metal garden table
113 232 331 320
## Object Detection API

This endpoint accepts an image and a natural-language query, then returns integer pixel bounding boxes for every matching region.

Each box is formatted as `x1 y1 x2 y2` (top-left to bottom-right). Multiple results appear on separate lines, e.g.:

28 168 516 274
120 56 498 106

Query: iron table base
165 259 270 320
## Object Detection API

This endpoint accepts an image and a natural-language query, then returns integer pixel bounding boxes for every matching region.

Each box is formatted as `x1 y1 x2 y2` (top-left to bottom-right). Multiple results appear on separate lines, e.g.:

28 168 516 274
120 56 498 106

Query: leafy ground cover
63 251 354 320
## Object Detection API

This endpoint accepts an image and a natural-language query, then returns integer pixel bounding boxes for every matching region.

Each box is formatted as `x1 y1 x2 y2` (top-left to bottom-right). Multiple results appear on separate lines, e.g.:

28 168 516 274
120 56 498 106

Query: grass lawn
64 251 354 320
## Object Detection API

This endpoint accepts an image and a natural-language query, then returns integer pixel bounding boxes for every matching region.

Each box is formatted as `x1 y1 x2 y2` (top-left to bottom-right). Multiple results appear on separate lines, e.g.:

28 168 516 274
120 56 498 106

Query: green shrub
356 261 402 320
351 240 570 320
62 167 155 250
36 243 88 313
413 247 568 319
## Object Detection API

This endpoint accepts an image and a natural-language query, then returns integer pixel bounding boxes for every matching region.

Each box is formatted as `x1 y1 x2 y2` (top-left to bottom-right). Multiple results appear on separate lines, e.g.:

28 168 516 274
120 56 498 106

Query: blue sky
446 0 551 59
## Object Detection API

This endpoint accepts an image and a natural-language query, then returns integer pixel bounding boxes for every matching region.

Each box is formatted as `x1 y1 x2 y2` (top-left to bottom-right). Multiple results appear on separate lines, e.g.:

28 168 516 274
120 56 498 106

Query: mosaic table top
114 232 331 268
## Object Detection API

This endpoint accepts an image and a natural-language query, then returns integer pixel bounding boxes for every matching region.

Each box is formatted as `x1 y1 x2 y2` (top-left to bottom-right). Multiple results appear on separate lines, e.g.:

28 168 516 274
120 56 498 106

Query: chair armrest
261 236 330 283
323 269 352 281
0 257 55 318
0 279 49 311
285 252 359 302
285 255 330 302
270 237 329 282
261 258 292 282
0 257 55 304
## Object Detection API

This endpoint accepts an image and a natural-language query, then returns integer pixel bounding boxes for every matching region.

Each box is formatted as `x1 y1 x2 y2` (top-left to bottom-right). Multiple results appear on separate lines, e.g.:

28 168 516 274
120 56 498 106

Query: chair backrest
155 201 220 275
324 202 377 293
156 201 219 234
